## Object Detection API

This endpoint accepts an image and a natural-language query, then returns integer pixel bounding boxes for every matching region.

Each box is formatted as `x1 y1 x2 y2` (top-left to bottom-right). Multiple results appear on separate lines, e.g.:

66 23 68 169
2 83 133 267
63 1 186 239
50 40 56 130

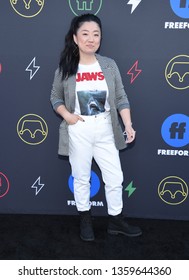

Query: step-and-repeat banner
0 0 189 220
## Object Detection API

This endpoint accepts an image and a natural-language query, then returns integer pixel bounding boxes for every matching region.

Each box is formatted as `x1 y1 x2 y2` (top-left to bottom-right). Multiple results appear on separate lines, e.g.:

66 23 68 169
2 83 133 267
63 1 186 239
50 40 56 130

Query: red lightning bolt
127 60 142 84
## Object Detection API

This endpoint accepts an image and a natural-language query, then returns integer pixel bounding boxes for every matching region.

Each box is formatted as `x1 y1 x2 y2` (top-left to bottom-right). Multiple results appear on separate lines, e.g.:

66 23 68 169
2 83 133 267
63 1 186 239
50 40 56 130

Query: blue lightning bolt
25 57 40 80
31 176 44 195
127 60 142 84
125 181 136 197
127 0 142 14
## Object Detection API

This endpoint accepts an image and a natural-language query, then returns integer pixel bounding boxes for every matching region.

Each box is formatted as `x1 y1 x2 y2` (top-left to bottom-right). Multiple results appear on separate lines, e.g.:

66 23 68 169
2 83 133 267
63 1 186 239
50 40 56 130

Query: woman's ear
73 34 77 45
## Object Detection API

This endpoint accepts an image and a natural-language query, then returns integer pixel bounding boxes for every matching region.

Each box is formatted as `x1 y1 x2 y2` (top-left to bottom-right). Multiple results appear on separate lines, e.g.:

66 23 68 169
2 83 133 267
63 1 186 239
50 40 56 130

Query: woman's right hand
64 111 84 125
56 105 84 125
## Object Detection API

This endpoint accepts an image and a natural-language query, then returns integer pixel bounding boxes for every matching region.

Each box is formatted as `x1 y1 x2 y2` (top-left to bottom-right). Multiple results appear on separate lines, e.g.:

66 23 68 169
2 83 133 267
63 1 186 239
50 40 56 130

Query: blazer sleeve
50 68 65 111
112 59 130 112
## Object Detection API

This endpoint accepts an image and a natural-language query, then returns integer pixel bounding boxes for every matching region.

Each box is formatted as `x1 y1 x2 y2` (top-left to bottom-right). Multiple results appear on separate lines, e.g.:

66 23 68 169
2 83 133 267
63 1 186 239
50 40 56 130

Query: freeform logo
161 114 189 147
67 170 104 207
10 0 45 18
170 0 189 18
0 172 10 198
68 0 103 16
158 114 189 157
165 55 189 90
158 176 188 205
165 0 189 29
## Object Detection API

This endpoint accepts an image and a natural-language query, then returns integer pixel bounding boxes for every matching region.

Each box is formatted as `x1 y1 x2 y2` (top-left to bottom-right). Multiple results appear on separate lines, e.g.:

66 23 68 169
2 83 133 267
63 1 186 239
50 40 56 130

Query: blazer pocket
58 120 69 156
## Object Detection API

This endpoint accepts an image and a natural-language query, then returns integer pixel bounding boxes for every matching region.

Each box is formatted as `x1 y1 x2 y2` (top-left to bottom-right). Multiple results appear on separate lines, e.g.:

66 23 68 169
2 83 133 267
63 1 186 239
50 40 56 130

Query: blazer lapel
66 75 76 113
96 54 114 105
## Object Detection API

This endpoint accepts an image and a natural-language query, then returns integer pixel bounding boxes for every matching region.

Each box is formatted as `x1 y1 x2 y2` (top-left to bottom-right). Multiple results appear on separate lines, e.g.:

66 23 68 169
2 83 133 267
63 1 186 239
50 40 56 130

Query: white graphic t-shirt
74 61 110 115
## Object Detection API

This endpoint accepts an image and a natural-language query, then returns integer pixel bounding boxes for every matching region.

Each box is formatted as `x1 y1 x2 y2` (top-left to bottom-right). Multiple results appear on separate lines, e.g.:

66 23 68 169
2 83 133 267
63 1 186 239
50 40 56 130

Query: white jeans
68 111 123 216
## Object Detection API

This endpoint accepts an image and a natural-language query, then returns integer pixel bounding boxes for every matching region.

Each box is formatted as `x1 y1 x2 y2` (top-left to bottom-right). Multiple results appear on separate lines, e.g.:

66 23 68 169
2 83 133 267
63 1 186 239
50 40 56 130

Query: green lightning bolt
125 181 136 197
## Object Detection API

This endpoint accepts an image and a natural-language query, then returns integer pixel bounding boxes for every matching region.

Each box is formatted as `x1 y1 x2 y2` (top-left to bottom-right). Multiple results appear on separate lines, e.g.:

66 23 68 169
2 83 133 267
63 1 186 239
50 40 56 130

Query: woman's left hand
124 124 136 143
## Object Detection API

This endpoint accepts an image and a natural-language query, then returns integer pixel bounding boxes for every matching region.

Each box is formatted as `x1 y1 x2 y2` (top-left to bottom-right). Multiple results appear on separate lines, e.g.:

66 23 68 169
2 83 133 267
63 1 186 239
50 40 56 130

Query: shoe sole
80 235 95 241
107 229 142 237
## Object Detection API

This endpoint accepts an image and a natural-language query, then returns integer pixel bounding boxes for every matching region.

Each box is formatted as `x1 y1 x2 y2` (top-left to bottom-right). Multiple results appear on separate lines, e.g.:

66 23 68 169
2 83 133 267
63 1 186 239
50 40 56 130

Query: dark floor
0 214 188 260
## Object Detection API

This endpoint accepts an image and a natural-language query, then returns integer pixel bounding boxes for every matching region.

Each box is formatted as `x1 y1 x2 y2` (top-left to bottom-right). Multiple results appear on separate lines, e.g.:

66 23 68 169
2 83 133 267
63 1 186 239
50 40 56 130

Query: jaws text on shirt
76 72 105 82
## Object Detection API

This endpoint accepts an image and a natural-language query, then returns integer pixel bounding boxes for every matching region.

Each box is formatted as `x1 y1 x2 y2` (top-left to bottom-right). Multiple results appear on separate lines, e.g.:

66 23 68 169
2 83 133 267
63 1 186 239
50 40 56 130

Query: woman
50 13 142 241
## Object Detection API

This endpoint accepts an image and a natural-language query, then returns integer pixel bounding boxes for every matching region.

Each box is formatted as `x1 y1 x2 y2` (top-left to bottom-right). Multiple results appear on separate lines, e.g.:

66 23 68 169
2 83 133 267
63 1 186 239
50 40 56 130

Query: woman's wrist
125 122 132 127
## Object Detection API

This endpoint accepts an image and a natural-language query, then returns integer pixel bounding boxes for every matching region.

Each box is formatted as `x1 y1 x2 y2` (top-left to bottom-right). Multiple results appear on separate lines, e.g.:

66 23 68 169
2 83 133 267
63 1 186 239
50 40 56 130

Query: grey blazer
50 54 130 156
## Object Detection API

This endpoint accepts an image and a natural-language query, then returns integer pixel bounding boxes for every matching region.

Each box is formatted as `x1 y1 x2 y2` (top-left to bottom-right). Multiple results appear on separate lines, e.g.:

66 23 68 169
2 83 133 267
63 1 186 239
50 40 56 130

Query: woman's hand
124 123 136 143
64 111 84 125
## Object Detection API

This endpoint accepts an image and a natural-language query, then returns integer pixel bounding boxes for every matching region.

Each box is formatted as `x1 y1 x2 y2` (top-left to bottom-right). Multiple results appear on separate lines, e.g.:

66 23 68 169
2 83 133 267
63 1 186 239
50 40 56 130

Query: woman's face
73 21 101 56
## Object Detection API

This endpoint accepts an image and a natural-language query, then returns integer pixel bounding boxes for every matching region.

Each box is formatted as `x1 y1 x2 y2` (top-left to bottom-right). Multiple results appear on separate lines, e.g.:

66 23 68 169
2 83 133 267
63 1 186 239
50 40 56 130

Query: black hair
59 13 102 80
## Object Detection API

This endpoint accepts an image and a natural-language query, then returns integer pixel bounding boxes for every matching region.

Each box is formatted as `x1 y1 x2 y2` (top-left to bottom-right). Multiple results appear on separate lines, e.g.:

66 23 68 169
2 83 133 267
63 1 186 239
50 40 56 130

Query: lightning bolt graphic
127 0 142 14
31 176 44 195
25 57 40 80
125 181 136 197
127 60 142 84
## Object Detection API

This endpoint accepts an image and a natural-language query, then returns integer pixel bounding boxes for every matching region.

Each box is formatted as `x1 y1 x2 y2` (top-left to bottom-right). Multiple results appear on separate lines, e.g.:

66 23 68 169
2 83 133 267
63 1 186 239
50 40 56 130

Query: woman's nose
88 35 94 41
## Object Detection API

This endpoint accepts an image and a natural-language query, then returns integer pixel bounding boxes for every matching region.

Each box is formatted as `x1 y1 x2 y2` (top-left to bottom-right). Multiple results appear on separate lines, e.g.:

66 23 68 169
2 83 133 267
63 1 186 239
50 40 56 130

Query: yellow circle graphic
17 113 48 145
10 0 44 18
165 54 189 90
158 176 188 205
